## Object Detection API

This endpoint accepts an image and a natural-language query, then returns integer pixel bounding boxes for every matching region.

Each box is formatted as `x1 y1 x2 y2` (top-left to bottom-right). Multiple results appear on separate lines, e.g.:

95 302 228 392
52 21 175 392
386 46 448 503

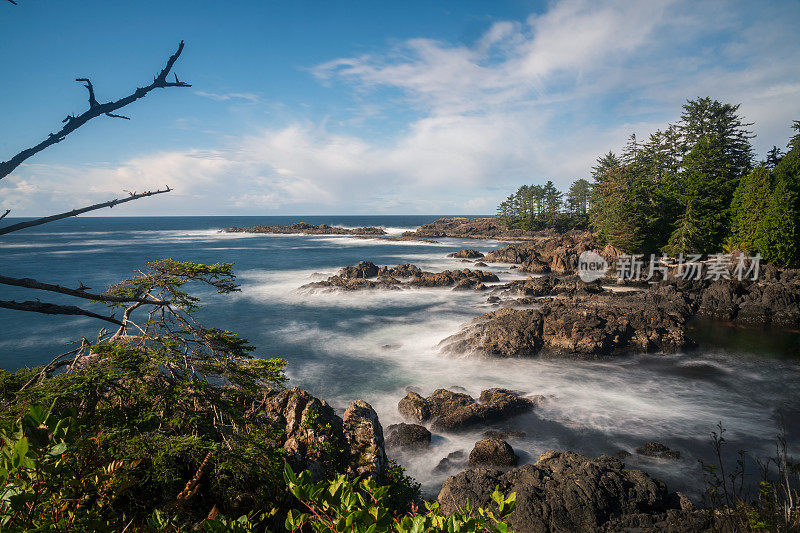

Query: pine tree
566 179 591 215
663 199 707 255
728 165 773 252
757 178 798 266
592 152 621 181
679 97 754 179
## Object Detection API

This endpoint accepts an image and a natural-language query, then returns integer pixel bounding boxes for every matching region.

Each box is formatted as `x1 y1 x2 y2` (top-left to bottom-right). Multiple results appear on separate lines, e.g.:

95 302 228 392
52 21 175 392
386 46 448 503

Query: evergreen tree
590 165 654 252
675 133 737 253
591 152 621 181
679 97 754 179
566 179 591 215
758 178 798 266
542 180 562 215
765 146 784 168
663 199 707 256
728 165 773 253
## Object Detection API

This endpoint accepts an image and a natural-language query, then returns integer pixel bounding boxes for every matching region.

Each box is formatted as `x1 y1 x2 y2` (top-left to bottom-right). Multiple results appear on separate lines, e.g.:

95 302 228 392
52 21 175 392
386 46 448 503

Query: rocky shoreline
274 384 711 533
271 218 798 530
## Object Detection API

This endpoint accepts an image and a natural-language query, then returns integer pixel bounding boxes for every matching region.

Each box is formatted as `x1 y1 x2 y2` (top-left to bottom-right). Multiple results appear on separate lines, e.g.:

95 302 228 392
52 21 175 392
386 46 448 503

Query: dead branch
7 0 18 5
0 41 190 180
0 275 168 305
0 187 171 235
0 300 123 325
0 209 9 221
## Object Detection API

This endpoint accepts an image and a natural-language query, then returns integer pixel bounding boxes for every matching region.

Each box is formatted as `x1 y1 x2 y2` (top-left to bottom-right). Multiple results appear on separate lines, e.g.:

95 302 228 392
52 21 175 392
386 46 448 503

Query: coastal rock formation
408 269 499 289
448 249 485 259
385 423 431 451
302 263 498 292
636 442 681 460
468 438 518 467
693 272 800 328
413 217 531 239
222 222 386 236
263 388 387 480
498 275 604 298
434 450 467 473
342 399 388 478
438 450 681 533
398 388 539 432
483 231 596 275
441 290 692 358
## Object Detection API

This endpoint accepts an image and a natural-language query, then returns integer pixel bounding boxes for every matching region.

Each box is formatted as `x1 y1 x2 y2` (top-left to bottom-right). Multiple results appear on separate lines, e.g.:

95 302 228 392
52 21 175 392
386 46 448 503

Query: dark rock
482 429 526 440
223 222 386 236
342 399 387 479
264 388 387 481
636 442 681 459
468 438 518 467
448 249 485 259
475 261 488 267
413 217 531 239
409 269 499 288
385 423 431 451
487 296 501 303
434 450 467 473
440 289 693 358
339 260 380 279
397 388 540 432
438 450 679 533
614 450 632 459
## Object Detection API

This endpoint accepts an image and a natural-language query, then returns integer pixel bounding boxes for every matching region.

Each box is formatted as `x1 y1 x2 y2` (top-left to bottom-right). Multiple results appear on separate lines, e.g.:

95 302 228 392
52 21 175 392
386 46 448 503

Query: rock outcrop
302 262 498 292
441 288 693 358
263 388 387 480
468 438 518 467
448 249 485 259
438 450 682 533
223 222 386 236
483 231 596 275
636 442 681 459
412 217 532 239
398 388 540 432
385 423 431 451
342 399 388 478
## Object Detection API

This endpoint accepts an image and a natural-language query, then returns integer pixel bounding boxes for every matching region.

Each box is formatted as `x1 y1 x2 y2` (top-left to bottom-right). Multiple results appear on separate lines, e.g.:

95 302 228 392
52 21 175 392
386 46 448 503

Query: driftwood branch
0 210 9 221
0 275 168 305
0 300 123 325
7 0 18 5
0 41 190 180
0 187 171 235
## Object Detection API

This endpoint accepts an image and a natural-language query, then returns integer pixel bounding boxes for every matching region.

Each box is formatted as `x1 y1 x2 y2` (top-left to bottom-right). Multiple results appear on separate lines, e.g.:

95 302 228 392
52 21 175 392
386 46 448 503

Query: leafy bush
284 464 516 533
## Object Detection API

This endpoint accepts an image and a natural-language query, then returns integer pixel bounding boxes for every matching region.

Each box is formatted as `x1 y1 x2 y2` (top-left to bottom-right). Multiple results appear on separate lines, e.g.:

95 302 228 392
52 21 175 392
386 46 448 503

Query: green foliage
728 145 800 266
283 464 517 533
496 180 589 232
0 260 289 530
0 404 140 531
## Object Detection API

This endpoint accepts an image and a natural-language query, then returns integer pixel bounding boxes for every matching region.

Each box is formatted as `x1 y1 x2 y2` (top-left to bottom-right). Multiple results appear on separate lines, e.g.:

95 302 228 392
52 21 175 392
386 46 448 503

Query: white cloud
194 91 262 103
3 0 800 216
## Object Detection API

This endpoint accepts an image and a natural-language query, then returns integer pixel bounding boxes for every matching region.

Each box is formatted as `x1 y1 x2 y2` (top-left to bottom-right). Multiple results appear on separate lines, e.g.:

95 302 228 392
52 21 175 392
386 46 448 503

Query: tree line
496 97 800 266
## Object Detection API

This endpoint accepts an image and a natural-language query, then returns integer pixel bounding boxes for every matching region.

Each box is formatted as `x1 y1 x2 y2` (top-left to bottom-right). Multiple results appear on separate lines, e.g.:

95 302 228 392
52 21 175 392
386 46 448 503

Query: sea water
1 215 798 498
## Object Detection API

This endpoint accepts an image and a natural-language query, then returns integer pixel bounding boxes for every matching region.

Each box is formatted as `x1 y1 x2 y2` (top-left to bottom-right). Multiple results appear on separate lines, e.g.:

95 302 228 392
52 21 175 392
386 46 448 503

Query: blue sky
2 0 799 216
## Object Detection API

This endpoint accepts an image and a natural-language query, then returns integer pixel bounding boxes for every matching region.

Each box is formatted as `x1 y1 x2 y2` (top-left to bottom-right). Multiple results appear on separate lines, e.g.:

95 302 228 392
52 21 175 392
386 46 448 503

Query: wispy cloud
4 0 800 216
194 91 262 103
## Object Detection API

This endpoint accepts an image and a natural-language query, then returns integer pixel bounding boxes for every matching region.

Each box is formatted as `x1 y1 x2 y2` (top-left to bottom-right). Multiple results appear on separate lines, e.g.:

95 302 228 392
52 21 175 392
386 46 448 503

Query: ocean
1 215 798 497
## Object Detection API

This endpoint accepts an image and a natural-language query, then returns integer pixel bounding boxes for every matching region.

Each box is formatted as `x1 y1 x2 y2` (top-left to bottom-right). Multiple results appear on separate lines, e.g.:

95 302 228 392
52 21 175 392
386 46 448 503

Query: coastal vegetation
496 98 800 266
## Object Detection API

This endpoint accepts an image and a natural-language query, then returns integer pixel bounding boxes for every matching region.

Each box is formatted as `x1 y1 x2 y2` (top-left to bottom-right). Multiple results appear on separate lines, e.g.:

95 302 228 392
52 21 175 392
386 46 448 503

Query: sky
1 0 799 216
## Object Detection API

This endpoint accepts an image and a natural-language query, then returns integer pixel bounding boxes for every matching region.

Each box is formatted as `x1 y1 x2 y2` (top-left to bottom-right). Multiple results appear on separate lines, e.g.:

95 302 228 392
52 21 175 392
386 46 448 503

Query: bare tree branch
7 0 18 5
0 209 9 221
0 187 171 236
0 275 168 305
0 41 190 180
0 300 123 325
